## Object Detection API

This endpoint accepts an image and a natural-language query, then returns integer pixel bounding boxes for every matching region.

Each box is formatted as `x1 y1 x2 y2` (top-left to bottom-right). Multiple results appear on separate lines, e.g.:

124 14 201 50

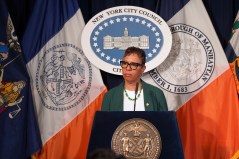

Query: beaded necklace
124 84 143 101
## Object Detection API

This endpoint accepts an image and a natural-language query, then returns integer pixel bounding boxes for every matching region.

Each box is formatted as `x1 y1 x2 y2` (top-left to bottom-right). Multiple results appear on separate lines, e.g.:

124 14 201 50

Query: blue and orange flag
21 0 107 158
142 0 239 158
0 0 42 159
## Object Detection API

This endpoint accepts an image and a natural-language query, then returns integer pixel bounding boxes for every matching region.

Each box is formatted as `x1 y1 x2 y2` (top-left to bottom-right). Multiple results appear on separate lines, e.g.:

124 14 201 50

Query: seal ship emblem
111 118 161 159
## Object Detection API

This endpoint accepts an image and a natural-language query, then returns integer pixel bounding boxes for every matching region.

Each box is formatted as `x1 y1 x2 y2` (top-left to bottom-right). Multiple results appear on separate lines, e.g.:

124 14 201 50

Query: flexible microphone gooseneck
133 82 139 111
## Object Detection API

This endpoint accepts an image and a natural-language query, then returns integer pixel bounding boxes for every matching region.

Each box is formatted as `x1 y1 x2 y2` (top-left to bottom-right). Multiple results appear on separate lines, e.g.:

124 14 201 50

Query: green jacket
102 81 168 111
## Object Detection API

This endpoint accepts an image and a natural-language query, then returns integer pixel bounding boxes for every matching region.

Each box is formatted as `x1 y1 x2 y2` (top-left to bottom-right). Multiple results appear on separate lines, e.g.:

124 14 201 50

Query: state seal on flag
81 6 172 75
150 24 215 94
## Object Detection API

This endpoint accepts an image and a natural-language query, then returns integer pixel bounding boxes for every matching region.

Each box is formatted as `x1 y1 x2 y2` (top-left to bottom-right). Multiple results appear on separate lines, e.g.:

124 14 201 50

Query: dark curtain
5 0 239 89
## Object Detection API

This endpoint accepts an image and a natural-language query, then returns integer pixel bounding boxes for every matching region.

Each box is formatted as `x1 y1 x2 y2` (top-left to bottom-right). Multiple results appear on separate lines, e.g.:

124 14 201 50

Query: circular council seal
149 24 215 94
35 43 92 111
81 6 172 75
111 118 161 159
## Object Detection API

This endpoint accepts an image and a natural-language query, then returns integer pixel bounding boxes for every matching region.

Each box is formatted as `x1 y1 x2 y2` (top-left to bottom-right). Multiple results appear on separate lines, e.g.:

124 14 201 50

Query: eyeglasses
120 61 143 70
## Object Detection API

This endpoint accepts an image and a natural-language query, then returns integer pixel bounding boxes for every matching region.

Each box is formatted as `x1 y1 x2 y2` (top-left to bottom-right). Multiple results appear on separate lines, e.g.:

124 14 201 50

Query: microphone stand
133 82 139 111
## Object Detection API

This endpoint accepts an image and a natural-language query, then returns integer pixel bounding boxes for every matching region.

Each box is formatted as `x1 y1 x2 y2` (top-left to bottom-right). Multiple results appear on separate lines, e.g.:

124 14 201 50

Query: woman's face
122 53 146 84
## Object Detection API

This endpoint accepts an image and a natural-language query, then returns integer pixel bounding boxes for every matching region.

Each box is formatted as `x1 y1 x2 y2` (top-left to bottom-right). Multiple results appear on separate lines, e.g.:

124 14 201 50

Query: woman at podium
101 46 168 111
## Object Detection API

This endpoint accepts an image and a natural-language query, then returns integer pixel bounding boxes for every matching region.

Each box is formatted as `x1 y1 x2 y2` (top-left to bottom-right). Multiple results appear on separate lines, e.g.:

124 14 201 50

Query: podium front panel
87 111 184 159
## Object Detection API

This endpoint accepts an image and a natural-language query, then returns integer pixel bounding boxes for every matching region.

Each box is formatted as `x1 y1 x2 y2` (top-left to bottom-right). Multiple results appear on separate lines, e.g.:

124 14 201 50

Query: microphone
134 82 139 111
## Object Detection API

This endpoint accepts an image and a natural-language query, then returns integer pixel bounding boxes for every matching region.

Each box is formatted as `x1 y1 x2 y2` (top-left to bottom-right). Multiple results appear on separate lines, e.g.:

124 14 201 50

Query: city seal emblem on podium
111 118 161 159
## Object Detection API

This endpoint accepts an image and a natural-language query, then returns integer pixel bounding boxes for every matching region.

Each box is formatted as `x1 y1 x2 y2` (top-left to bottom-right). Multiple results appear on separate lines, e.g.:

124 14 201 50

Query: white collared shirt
123 89 145 111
